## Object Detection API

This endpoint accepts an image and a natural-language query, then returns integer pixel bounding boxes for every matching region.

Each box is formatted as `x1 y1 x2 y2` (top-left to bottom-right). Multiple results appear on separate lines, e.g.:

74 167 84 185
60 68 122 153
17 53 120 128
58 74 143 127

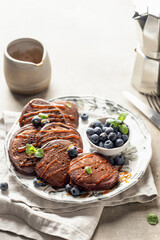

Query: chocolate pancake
35 140 77 188
51 100 79 128
8 124 40 175
37 122 83 149
19 98 65 127
69 153 119 191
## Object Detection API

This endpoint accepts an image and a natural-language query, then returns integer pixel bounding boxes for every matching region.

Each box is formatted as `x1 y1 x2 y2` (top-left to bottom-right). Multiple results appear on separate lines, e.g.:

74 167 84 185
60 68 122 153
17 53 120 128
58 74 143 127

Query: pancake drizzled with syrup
8 124 40 175
35 140 81 188
19 98 65 127
38 122 83 149
69 153 119 191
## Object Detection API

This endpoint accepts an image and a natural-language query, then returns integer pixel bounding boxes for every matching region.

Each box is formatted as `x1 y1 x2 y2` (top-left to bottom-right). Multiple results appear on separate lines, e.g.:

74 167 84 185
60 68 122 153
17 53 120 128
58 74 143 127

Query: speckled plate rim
4 95 152 204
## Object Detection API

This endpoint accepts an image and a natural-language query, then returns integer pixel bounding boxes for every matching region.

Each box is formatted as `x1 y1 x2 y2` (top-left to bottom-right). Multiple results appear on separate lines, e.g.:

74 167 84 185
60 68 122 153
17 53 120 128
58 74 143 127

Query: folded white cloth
0 111 158 240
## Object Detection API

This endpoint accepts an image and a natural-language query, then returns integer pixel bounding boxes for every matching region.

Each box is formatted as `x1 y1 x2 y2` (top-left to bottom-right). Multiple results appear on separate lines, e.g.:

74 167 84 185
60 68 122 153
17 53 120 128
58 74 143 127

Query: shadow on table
9 86 54 108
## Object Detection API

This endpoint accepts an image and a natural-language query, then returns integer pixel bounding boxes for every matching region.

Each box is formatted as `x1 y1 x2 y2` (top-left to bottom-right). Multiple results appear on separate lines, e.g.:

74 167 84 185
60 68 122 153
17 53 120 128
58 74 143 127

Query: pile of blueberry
86 119 129 149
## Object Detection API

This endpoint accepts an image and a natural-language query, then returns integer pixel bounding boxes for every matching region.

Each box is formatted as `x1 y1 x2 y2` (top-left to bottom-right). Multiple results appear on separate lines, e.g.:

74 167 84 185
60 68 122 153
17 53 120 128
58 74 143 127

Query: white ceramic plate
4 96 152 204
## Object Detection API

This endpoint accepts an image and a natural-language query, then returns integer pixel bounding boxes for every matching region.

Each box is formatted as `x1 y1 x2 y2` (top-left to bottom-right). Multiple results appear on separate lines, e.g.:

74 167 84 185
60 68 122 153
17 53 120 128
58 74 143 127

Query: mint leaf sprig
26 144 44 158
38 113 49 119
85 166 92 175
107 112 128 134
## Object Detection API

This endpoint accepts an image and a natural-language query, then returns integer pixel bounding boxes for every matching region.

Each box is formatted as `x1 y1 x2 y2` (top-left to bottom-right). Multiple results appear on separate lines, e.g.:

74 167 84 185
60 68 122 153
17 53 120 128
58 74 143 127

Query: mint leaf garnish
85 166 92 175
38 113 49 119
108 119 122 128
118 112 128 121
147 213 158 225
107 118 115 123
66 103 71 108
119 124 128 134
26 144 44 158
35 148 44 158
26 144 37 154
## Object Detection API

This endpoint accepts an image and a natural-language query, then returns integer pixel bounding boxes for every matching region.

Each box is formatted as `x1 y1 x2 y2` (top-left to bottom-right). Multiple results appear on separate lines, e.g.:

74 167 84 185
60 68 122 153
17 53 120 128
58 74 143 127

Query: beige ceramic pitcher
4 38 51 95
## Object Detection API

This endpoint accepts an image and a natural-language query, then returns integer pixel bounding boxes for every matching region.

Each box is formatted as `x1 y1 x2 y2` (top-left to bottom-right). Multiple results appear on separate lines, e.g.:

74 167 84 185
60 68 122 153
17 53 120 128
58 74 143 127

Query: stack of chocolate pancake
9 98 119 191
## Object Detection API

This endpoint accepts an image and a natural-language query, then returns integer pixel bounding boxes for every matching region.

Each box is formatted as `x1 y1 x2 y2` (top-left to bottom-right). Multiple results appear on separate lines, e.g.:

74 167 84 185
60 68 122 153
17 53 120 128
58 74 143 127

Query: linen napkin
0 111 158 240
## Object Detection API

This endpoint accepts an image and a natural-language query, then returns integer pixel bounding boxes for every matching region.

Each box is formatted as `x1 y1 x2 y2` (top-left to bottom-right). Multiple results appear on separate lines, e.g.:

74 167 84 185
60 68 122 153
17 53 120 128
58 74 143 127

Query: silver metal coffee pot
131 1 160 95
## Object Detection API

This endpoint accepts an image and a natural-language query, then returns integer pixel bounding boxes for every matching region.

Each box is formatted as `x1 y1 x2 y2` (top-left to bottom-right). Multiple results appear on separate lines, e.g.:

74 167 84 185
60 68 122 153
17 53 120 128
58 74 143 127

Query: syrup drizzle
20 109 62 120
36 146 68 170
95 170 118 184
30 102 55 109
70 154 94 167
43 144 58 151
68 160 106 173
78 162 108 182
39 134 79 145
63 114 75 120
20 161 35 167
45 166 67 179
53 104 66 110
38 129 76 140
73 161 107 182
40 159 58 177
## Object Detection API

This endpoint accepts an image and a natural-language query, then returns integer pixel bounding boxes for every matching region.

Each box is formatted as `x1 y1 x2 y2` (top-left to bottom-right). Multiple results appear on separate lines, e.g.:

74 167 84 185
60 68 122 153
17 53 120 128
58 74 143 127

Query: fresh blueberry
99 132 107 142
41 119 50 127
114 139 124 147
89 134 99 144
105 120 111 127
0 182 8 191
33 178 46 187
113 155 125 165
113 126 119 132
86 127 95 136
108 132 116 142
94 127 102 135
105 127 114 135
91 121 103 129
102 126 108 132
104 140 113 149
81 113 89 121
121 134 129 143
68 146 78 159
32 116 41 126
65 183 72 193
70 186 80 196
99 141 104 148
116 131 122 139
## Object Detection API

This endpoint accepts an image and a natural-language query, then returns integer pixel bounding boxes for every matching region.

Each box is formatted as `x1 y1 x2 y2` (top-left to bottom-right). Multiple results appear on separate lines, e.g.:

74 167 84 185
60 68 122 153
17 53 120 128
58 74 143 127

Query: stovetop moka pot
132 1 160 95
